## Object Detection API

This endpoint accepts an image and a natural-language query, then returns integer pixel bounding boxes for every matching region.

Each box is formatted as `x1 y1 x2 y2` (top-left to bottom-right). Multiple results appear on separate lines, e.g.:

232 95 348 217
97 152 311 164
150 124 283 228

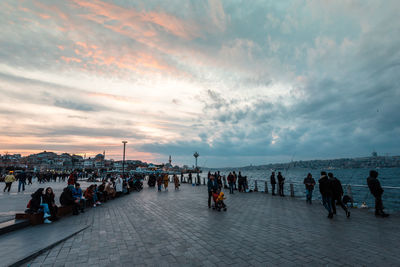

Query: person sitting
60 186 80 215
43 187 59 221
105 181 116 199
216 191 227 211
84 185 101 207
72 183 85 213
97 181 108 202
93 184 102 205
26 188 52 223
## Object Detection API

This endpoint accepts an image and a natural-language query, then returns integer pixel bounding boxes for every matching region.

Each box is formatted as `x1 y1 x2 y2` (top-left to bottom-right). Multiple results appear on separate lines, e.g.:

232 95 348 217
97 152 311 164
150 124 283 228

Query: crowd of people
2 170 145 224
1 168 391 223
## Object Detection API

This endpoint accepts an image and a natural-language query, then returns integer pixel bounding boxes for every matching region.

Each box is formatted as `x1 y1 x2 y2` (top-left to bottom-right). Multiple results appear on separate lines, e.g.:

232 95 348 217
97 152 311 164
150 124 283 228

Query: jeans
18 181 25 192
208 191 213 207
305 189 313 203
279 183 284 196
375 195 384 214
331 197 348 214
40 203 50 215
229 183 234 194
322 195 332 214
271 184 276 195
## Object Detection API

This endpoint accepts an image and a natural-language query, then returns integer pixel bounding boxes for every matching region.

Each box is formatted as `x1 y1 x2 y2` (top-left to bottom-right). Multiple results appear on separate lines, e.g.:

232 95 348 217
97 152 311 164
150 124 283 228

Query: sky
0 0 399 168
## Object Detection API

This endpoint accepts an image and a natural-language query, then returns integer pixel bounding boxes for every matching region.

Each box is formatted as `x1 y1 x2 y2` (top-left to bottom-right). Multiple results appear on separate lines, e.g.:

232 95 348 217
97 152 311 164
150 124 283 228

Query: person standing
319 171 333 219
207 175 219 208
303 173 315 204
17 171 27 192
277 172 285 196
270 172 276 195
232 171 237 191
3 171 16 192
328 173 350 217
367 170 389 217
227 172 234 194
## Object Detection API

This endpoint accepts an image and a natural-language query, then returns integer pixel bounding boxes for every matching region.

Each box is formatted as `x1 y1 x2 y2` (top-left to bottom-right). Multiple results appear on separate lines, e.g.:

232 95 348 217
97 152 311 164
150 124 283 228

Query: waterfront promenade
1 184 399 266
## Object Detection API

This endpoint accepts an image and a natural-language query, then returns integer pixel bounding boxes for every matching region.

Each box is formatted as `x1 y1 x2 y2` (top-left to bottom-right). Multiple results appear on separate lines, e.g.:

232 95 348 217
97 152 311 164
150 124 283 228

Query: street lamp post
193 152 199 185
122 141 128 179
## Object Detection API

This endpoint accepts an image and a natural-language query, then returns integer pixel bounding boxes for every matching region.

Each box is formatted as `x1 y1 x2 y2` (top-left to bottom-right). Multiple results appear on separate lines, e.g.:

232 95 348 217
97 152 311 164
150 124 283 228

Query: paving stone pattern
25 184 400 267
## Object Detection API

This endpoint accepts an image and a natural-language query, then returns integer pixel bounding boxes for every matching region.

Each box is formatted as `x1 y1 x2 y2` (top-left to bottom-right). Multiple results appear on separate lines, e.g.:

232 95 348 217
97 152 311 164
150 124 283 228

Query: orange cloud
71 0 200 40
61 56 82 63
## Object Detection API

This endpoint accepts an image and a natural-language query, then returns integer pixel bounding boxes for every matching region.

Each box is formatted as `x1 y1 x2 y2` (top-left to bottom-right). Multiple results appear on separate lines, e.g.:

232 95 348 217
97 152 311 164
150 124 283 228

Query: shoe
328 213 333 219
93 204 96 207
44 213 51 219
80 209 85 213
44 219 52 224
346 210 350 218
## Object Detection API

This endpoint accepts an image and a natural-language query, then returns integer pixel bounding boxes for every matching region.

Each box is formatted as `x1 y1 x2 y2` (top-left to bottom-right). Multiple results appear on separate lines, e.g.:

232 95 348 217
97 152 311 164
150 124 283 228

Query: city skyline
1 1 399 167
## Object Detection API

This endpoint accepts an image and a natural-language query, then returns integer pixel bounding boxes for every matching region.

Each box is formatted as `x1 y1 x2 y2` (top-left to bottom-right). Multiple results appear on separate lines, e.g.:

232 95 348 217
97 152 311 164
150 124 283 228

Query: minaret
169 155 172 165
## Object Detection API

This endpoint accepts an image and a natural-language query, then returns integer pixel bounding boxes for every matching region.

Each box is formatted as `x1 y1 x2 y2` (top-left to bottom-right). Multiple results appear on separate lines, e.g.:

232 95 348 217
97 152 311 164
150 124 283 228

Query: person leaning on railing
367 170 389 218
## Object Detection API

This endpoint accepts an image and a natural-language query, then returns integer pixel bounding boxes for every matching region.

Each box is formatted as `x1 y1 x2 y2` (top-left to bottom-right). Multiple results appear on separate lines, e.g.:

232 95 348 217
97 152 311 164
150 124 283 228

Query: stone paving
18 184 400 267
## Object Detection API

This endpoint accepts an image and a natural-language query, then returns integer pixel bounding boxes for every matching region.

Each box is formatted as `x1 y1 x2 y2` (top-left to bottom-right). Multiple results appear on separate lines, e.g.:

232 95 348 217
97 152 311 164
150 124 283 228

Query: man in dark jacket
367 170 389 217
270 172 276 195
303 173 315 204
319 171 333 219
227 172 234 194
207 175 219 208
328 173 350 218
60 186 80 215
277 172 285 196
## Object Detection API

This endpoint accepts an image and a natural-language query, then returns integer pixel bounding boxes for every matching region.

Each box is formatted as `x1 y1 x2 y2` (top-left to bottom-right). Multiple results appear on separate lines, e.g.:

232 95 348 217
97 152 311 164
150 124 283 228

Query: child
213 191 227 211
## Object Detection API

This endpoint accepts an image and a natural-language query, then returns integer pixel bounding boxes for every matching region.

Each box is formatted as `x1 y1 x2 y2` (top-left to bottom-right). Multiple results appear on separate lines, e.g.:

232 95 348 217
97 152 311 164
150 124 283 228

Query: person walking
328 173 350 217
174 174 179 190
303 173 315 204
207 175 219 208
17 171 27 192
367 170 389 217
270 172 276 195
277 172 285 196
319 171 333 219
3 171 16 192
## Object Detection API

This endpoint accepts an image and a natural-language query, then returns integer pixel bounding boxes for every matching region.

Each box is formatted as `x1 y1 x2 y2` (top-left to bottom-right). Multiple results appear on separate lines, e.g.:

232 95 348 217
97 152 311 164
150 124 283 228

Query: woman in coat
43 187 58 221
28 188 52 223
163 174 169 191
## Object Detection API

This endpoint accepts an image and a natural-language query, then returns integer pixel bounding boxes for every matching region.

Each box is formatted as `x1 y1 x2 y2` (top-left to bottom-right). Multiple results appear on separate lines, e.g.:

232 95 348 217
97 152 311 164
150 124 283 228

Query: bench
15 212 44 225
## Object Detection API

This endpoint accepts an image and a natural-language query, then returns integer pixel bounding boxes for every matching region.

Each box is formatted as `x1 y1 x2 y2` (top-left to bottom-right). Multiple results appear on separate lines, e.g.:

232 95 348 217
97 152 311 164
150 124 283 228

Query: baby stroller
212 191 227 212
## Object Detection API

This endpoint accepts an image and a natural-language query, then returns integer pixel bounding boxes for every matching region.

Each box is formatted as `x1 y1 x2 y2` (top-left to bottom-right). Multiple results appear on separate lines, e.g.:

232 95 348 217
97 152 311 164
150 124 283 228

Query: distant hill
205 156 400 170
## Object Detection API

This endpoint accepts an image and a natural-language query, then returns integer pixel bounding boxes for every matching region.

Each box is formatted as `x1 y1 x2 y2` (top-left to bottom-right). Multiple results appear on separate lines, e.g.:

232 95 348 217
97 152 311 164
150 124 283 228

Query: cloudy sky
0 0 399 167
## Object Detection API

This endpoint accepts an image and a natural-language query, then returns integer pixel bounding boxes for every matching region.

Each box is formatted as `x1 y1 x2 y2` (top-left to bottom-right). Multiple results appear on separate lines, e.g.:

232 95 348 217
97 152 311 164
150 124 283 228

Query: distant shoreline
204 155 400 170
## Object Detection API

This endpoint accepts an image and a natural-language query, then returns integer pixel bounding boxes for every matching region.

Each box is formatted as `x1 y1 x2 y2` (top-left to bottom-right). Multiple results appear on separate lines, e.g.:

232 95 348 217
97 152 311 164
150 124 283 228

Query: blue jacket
72 187 83 199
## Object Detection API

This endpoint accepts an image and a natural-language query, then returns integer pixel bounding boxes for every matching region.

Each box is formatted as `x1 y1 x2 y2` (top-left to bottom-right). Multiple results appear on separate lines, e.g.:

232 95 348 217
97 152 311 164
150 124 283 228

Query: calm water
200 168 400 212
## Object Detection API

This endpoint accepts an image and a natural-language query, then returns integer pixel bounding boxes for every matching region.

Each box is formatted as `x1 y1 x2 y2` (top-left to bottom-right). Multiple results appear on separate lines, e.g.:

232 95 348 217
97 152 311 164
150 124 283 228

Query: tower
169 155 172 165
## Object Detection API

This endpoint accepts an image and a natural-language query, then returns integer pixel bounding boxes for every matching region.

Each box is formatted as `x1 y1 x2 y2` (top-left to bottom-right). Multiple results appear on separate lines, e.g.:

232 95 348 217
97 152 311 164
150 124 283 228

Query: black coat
43 193 55 206
319 176 332 197
30 188 44 212
330 178 343 199
270 175 276 185
367 177 383 198
277 174 284 184
60 187 75 206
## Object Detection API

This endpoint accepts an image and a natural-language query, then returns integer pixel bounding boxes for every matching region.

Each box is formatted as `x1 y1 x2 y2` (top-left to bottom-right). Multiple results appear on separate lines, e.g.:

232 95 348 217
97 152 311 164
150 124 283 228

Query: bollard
290 183 294 197
254 180 258 192
265 181 268 193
